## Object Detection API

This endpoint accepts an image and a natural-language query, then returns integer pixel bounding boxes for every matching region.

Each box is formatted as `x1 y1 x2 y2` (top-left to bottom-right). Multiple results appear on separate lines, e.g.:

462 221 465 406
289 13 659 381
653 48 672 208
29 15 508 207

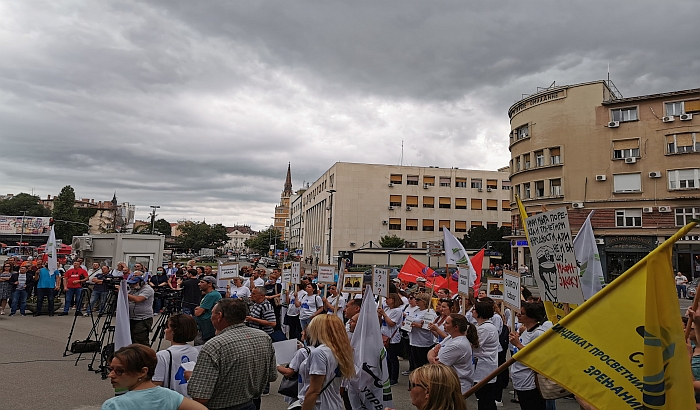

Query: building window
666 133 697 154
423 196 434 208
665 101 684 117
406 196 419 208
487 222 498 229
524 183 531 199
514 184 520 199
389 218 401 230
389 195 402 207
613 173 642 193
613 148 640 159
439 177 451 187
407 175 419 185
390 174 402 185
669 169 699 190
471 221 482 228
502 181 511 190
535 181 545 197
439 197 451 209
515 124 529 140
535 151 544 167
515 157 521 171
455 177 467 188
424 176 435 186
523 154 531 169
405 241 418 248
455 221 467 233
455 198 467 209
423 219 434 231
487 199 498 211
550 147 561 165
611 107 638 122
502 200 510 211
438 220 450 232
486 180 498 190
471 178 482 189
616 209 642 227
550 179 562 196
676 208 700 226
471 198 482 210
406 219 418 231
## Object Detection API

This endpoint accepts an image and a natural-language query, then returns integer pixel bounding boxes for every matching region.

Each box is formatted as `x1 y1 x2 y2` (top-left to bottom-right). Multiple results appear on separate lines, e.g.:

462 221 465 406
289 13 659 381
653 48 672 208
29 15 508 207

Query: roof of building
602 87 700 105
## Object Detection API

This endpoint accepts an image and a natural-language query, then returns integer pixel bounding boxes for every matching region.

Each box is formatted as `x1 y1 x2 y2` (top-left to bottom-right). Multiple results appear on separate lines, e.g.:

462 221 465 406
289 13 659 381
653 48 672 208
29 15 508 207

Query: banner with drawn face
525 208 584 305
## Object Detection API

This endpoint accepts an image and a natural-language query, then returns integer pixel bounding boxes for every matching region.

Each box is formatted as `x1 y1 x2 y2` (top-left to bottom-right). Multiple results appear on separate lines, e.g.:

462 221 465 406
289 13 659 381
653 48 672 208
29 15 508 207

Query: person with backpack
153 314 199 397
297 283 324 332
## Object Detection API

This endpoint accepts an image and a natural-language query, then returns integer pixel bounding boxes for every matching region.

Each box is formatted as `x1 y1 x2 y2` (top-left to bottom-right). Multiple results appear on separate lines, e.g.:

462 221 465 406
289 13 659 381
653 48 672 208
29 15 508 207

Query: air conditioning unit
477 188 483 192
350 242 356 246
423 184 429 189
680 113 693 121
487 188 493 192
382 220 388 225
607 121 620 128
642 207 654 213
649 171 662 178
624 157 637 164
406 206 412 211
388 183 394 187
658 206 672 213
572 202 585 209
388 206 394 210
326 206 331 210
595 238 604 245
595 175 607 181
662 116 674 123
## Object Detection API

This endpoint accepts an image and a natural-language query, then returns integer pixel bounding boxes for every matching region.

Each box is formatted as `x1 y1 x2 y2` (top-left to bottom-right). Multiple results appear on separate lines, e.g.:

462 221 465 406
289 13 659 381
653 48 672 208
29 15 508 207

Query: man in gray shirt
127 275 154 345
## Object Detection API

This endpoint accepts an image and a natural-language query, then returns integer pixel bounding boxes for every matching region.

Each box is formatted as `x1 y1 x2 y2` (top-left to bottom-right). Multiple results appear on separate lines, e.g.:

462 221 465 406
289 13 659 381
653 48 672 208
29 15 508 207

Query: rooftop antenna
607 63 610 84
399 140 404 166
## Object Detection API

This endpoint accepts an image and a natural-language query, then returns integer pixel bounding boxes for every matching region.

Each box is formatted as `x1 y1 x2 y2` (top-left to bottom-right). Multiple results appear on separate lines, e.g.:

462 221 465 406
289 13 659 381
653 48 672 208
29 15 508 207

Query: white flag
46 226 58 273
114 280 132 350
348 285 394 409
573 212 604 300
443 228 477 285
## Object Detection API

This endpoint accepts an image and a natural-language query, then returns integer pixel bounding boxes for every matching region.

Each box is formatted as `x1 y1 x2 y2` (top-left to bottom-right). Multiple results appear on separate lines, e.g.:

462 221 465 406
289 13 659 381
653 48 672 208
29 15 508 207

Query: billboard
0 216 51 235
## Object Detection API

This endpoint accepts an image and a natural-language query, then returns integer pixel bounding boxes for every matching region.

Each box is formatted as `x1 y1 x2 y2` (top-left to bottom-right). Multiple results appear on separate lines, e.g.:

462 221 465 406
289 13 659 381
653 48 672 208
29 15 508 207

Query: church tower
273 163 292 242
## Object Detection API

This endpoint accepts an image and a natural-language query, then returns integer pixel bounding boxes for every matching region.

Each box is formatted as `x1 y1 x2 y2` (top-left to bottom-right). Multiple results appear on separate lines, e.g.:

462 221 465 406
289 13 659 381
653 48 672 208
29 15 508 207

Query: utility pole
18 210 27 253
150 206 160 234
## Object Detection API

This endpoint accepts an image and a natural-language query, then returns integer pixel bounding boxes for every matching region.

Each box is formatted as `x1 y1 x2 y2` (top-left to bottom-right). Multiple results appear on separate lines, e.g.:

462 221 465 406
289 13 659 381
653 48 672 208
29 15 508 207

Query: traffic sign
313 245 321 255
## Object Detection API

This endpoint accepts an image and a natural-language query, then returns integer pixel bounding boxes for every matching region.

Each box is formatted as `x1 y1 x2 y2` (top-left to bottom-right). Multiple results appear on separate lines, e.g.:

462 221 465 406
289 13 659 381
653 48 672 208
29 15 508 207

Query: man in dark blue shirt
87 265 111 316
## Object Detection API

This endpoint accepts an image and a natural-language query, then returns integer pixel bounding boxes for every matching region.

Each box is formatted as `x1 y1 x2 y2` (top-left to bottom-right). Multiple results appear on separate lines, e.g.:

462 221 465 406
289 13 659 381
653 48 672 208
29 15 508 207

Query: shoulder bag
277 347 310 398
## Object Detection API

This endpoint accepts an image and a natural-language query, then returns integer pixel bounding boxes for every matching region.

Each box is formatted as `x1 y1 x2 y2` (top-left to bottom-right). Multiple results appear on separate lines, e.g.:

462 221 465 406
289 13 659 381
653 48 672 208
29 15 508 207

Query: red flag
470 249 485 291
398 255 446 289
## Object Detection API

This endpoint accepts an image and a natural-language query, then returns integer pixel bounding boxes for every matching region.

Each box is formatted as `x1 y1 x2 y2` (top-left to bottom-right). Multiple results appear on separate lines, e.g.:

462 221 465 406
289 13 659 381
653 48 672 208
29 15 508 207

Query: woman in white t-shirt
401 294 420 375
299 314 356 410
471 300 500 410
153 314 200 398
286 284 306 341
508 302 547 410
324 284 346 319
428 299 454 343
428 313 479 394
296 283 324 332
408 293 436 370
228 277 251 299
378 293 404 385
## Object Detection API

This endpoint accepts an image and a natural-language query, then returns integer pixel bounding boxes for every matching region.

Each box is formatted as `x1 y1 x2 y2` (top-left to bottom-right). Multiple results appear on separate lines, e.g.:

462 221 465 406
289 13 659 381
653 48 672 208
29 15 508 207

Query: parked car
688 278 700 300
261 257 279 268
227 255 237 262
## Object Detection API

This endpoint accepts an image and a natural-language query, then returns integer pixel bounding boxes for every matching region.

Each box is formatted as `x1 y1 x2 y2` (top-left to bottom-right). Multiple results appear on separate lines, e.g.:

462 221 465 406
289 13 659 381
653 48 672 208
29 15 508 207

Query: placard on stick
502 270 521 312
341 273 364 293
317 264 336 283
456 264 472 297
487 278 504 300
282 269 292 286
290 262 301 285
218 263 240 280
372 267 388 298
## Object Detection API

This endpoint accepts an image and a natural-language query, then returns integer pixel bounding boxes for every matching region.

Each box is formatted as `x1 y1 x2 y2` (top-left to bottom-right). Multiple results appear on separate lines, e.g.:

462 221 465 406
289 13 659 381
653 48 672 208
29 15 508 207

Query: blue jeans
300 317 311 331
63 288 83 313
11 289 27 314
87 290 108 314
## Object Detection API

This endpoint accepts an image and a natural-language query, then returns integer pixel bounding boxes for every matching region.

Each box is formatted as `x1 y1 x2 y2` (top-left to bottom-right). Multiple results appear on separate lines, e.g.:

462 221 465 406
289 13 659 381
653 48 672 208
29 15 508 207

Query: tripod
63 286 93 356
150 294 182 351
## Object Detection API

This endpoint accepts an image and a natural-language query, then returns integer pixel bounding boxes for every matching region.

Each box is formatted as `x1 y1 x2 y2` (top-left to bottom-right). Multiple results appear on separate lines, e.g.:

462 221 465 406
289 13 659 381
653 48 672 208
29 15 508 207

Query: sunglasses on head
408 380 427 391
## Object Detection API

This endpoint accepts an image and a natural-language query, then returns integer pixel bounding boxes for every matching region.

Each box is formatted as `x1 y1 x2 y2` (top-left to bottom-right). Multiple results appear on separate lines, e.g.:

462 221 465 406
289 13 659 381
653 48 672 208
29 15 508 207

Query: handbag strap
166 349 173 389
319 367 339 395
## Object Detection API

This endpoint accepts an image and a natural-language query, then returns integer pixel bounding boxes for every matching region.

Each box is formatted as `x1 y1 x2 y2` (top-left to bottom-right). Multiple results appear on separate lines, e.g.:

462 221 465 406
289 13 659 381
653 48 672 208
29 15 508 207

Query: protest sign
372 267 388 297
218 263 239 280
272 339 299 365
282 269 291 286
457 264 471 296
421 310 437 329
317 264 336 283
342 273 364 293
487 278 504 300
525 208 584 305
502 270 520 312
291 262 300 282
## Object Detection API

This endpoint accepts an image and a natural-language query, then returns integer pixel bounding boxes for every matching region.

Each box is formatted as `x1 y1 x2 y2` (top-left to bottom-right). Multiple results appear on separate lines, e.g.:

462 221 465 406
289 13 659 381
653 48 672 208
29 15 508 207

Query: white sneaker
495 400 504 407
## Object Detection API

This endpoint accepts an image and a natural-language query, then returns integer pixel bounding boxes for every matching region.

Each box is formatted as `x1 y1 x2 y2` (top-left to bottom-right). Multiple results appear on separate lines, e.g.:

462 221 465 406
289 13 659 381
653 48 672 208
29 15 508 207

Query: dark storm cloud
0 0 698 229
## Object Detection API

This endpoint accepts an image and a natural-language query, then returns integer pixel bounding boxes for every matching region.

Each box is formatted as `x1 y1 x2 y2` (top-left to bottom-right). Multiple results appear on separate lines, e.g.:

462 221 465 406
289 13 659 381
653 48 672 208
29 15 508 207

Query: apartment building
290 162 511 264
508 80 700 280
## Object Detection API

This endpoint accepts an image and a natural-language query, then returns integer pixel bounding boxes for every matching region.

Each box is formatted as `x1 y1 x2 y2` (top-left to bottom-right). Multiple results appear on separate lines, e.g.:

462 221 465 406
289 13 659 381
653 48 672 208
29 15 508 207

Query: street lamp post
18 210 27 253
150 206 160 234
326 190 336 264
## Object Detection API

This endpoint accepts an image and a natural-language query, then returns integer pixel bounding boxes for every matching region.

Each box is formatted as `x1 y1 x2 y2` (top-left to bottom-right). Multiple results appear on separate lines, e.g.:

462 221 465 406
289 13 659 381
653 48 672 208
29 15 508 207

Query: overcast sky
2 1 698 231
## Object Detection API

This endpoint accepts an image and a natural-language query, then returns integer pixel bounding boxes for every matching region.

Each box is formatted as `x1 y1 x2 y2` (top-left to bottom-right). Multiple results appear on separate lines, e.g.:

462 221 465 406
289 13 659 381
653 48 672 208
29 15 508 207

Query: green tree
462 225 512 264
176 221 229 252
0 193 51 217
153 219 172 236
379 234 405 248
245 227 284 256
52 185 88 242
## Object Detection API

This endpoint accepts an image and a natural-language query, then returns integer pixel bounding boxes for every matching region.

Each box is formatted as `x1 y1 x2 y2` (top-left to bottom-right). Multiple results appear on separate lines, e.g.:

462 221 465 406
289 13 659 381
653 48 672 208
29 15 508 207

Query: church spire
282 163 293 197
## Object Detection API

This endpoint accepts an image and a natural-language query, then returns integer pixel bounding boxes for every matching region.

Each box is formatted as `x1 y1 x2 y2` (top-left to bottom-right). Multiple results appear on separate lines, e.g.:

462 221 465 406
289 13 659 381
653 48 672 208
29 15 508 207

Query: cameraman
148 266 170 314
126 275 154 345
86 265 111 316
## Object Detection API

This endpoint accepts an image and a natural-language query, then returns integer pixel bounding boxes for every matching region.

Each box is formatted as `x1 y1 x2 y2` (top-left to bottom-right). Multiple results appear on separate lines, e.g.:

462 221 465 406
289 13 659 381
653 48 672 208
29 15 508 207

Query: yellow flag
513 222 697 409
514 195 576 323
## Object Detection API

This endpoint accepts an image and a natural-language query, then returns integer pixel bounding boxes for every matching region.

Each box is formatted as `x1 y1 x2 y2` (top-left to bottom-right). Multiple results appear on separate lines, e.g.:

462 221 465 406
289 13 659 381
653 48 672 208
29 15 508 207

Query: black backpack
498 324 510 351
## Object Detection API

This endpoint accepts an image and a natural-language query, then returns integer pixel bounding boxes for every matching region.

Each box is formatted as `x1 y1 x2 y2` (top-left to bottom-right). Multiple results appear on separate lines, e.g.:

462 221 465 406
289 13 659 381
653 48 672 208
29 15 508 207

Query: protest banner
502 270 520 315
487 278 504 300
217 262 239 280
317 264 335 283
525 207 584 305
342 273 364 293
372 267 388 298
